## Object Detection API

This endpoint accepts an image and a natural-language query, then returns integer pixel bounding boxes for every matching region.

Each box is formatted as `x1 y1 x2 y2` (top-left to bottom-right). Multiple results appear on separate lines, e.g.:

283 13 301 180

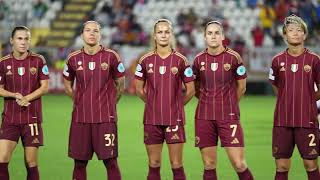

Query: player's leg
0 121 19 180
68 122 93 180
295 128 320 180
94 122 121 180
22 122 44 180
195 119 218 180
273 127 294 180
219 121 253 180
165 125 186 180
144 125 164 180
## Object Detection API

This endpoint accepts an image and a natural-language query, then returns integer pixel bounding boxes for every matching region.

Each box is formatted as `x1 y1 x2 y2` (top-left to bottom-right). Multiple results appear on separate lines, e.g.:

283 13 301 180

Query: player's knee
0 153 12 163
303 160 318 171
25 160 37 168
149 160 161 168
203 159 216 169
231 160 247 172
276 163 290 172
170 160 183 169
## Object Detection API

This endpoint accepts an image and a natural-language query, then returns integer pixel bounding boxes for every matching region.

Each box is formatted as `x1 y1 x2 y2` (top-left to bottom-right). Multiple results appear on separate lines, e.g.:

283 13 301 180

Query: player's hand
14 93 23 100
16 96 30 107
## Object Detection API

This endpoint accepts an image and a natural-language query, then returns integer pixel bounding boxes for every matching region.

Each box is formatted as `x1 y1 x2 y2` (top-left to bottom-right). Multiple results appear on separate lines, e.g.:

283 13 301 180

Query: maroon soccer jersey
135 51 194 125
0 52 49 124
269 49 320 128
192 48 247 121
63 46 125 123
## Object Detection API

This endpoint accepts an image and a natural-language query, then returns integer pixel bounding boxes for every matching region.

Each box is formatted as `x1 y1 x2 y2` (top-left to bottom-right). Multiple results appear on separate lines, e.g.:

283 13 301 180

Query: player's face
284 23 306 46
154 22 172 47
205 24 225 48
82 22 101 46
10 30 30 54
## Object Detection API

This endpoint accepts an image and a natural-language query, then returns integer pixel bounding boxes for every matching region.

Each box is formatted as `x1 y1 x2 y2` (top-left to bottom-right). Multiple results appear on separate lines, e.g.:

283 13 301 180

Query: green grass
3 95 309 179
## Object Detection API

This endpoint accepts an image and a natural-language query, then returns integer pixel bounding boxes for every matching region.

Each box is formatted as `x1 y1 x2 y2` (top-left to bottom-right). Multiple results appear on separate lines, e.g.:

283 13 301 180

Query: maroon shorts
68 122 118 160
272 126 319 159
144 124 186 145
0 121 43 147
195 119 244 148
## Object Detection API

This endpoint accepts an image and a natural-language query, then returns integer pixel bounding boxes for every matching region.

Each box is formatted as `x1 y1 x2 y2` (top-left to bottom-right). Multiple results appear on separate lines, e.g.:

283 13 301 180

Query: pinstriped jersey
269 48 320 128
0 52 49 124
135 51 194 125
193 48 247 121
63 46 125 123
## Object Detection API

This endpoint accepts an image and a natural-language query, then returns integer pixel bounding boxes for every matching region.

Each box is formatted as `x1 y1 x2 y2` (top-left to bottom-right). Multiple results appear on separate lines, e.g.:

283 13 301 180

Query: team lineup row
0 14 319 180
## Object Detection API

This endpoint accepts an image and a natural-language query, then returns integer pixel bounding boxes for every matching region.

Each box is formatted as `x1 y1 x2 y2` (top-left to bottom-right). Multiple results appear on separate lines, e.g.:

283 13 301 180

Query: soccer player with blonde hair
269 14 320 180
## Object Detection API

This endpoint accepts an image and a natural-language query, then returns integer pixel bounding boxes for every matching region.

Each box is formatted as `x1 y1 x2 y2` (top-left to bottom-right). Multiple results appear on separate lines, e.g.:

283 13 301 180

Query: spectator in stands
274 0 289 23
33 0 48 19
258 3 276 36
0 0 8 21
251 23 265 47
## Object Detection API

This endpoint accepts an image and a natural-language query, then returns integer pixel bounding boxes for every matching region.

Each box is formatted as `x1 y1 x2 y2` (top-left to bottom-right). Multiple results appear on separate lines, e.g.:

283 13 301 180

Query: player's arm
136 79 146 103
194 80 200 99
115 76 125 103
272 84 278 96
236 79 246 101
63 79 74 99
0 85 20 99
315 84 320 100
183 81 195 105
17 80 49 106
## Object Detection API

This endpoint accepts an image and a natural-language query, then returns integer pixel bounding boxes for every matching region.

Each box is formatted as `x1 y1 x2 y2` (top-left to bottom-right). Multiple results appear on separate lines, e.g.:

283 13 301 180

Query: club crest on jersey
30 67 37 75
101 62 109 70
159 66 166 75
171 67 178 75
224 63 231 71
211 63 218 71
304 65 311 72
18 67 25 76
291 64 298 72
89 62 95 70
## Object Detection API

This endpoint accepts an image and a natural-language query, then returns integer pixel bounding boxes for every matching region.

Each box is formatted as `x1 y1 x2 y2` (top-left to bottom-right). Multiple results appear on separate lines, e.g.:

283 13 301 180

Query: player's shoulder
225 48 243 64
306 49 320 61
193 50 206 61
0 54 11 62
138 51 155 64
271 51 285 62
174 51 189 65
66 49 82 62
30 52 46 63
102 47 121 62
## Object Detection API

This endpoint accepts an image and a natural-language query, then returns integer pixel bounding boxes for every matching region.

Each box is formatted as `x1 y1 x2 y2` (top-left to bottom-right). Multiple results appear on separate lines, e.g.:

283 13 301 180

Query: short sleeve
134 57 146 81
38 56 50 80
314 57 320 85
192 58 200 81
269 58 279 86
63 56 76 81
181 59 195 83
110 51 125 79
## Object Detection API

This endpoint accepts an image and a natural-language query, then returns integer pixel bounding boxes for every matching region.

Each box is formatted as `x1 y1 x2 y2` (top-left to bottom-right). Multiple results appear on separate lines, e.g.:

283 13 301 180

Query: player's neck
207 45 225 56
287 44 305 57
156 46 172 59
12 50 28 60
84 44 101 55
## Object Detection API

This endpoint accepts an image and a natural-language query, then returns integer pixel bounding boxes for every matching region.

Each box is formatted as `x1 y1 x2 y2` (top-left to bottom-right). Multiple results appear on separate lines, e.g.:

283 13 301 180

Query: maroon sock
172 167 186 180
147 166 161 180
237 168 254 180
203 169 217 180
72 160 88 180
103 158 121 180
0 163 9 180
274 171 288 180
307 169 320 180
27 166 39 180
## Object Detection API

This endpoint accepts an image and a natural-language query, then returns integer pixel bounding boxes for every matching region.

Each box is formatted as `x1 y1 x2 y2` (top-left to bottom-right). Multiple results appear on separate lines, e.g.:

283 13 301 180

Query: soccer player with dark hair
63 21 125 180
135 19 195 180
192 20 254 180
269 14 320 180
0 26 49 180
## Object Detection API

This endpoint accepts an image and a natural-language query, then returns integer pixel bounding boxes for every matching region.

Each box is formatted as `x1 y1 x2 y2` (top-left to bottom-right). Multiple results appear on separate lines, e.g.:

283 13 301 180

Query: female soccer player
63 21 125 180
0 26 49 180
192 20 254 180
269 14 320 180
135 19 195 180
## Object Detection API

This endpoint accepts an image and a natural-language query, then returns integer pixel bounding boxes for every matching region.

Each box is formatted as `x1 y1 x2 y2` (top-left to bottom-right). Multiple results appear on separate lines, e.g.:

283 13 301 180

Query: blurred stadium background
1 0 320 179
